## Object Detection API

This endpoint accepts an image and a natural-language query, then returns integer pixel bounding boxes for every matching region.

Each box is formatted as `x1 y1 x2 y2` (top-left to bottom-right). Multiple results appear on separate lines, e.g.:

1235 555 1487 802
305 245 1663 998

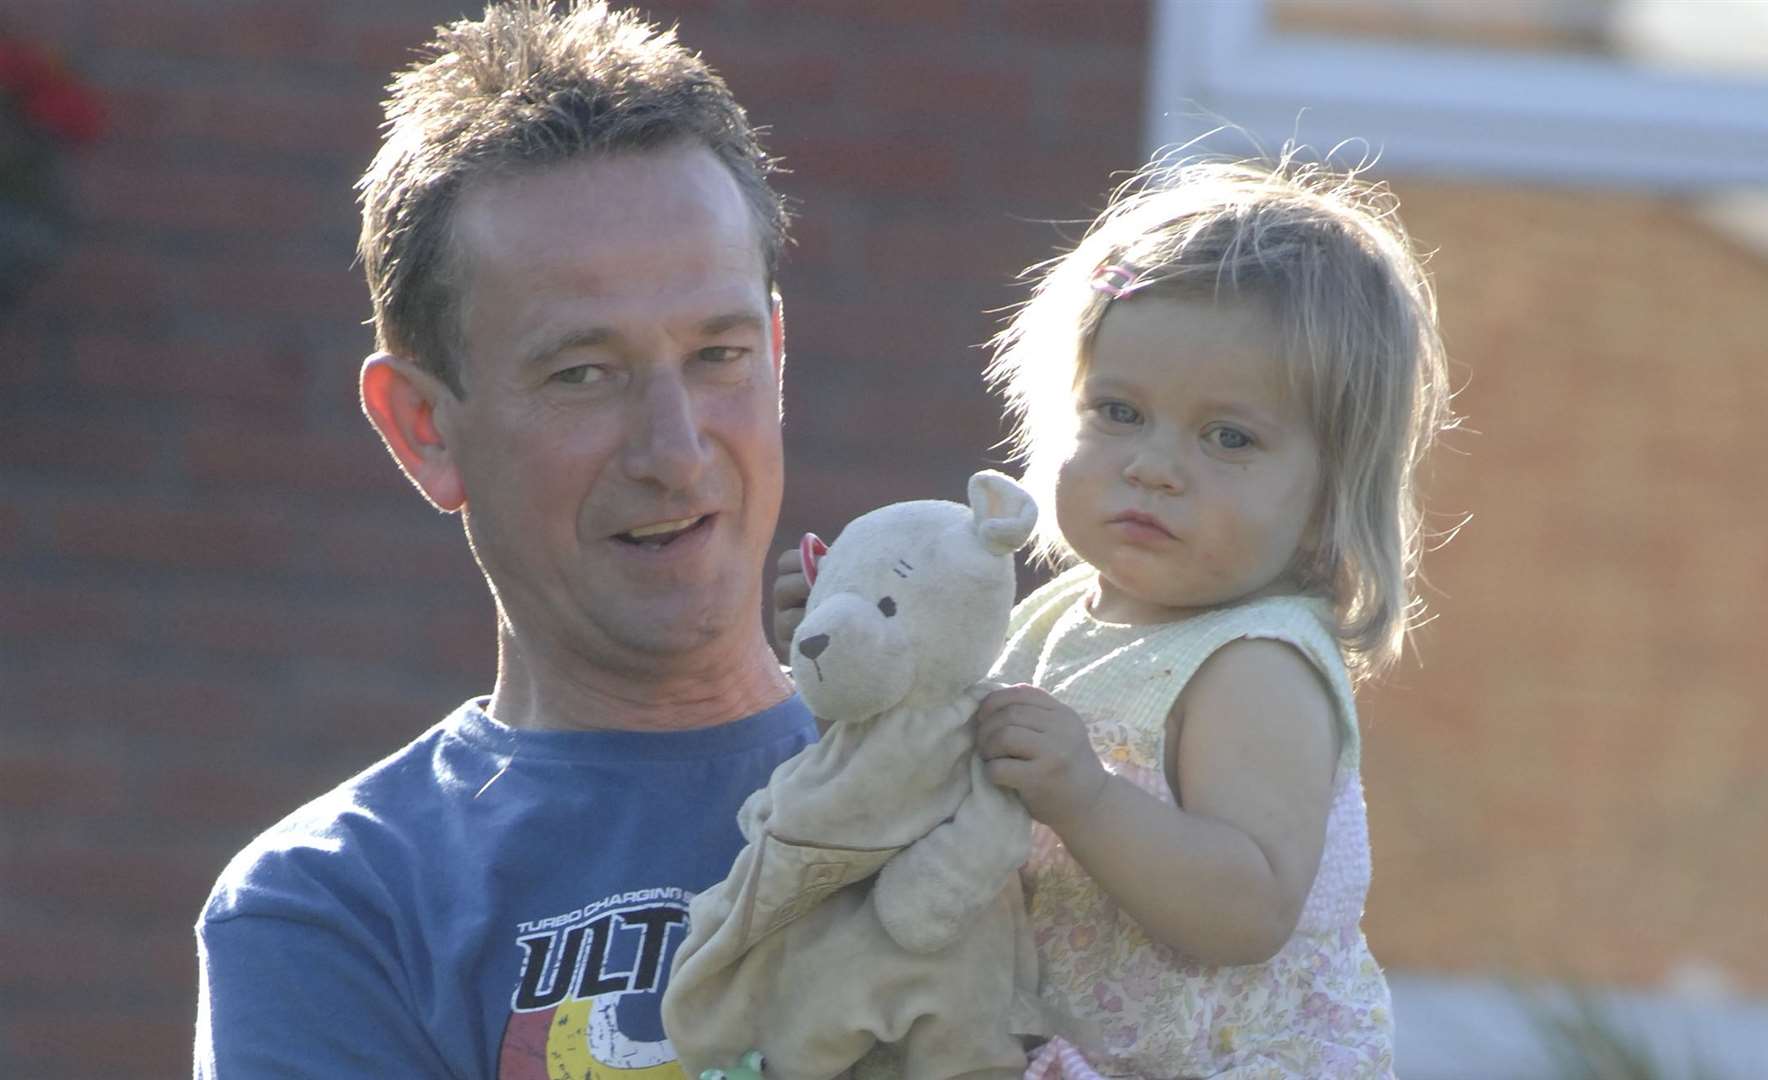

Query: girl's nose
1123 441 1186 494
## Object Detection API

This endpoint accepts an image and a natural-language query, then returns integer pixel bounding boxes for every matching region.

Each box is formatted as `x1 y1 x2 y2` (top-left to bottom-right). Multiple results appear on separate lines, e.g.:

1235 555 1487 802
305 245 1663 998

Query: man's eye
552 364 601 384
697 346 748 364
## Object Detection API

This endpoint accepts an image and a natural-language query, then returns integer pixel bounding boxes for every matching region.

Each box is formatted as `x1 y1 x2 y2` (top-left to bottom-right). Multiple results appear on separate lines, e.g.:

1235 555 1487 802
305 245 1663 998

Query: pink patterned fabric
1024 1036 1108 1080
993 573 1396 1079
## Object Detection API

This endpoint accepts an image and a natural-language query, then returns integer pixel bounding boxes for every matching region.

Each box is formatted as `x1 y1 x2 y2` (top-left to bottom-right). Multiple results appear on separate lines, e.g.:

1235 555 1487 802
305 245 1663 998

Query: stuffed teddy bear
662 470 1046 1080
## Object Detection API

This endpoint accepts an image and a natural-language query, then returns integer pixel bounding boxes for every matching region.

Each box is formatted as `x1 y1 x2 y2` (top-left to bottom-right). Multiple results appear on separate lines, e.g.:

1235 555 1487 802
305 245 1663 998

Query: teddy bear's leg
873 756 1031 954
887 909 1031 1080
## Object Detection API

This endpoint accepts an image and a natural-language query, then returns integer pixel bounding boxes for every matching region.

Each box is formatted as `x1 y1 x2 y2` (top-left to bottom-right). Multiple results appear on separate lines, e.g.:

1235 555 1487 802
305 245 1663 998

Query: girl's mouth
1109 511 1175 539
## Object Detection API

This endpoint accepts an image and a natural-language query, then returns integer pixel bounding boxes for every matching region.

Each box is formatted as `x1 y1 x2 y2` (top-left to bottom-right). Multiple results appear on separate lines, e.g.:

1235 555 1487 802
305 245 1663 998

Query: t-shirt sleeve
196 912 451 1079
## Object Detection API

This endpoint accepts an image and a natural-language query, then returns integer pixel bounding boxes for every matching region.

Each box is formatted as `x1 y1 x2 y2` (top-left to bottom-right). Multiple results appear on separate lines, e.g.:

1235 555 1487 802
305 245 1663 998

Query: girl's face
1054 292 1323 624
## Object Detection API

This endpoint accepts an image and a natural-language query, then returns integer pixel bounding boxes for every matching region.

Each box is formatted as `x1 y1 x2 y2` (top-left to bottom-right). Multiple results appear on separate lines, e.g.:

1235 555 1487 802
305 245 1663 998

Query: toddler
777 153 1454 1079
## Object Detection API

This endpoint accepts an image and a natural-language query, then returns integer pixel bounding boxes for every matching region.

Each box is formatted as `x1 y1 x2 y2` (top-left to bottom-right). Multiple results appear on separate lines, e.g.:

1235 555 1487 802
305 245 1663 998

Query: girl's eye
1208 426 1254 450
1093 400 1141 426
877 596 896 617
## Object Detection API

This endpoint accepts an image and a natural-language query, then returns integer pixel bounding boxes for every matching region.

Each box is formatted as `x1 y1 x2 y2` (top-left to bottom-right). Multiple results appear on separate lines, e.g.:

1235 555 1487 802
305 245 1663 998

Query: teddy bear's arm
872 754 1032 954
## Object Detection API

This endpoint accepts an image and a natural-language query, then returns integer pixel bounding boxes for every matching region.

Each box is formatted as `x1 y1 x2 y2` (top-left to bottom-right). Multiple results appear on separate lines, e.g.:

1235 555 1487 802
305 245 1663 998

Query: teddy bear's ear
967 469 1038 555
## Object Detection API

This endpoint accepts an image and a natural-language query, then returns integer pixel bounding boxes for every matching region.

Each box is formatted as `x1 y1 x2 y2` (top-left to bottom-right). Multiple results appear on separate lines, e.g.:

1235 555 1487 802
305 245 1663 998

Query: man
194 3 816 1076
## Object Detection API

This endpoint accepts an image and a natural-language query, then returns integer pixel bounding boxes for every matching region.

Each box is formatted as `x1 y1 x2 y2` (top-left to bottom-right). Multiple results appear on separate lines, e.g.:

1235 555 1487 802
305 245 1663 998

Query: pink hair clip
1090 262 1145 300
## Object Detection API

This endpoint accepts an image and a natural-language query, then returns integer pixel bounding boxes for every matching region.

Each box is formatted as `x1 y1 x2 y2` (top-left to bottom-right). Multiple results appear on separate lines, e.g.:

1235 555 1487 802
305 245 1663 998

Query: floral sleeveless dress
993 566 1394 1079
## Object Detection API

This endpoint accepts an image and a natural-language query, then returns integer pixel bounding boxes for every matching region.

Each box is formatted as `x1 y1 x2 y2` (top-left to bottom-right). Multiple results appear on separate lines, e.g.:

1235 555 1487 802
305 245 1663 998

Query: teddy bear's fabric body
662 472 1047 1080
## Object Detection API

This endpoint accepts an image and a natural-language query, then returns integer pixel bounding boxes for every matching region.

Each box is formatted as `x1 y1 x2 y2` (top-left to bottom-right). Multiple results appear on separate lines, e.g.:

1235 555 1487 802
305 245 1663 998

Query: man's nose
622 372 711 489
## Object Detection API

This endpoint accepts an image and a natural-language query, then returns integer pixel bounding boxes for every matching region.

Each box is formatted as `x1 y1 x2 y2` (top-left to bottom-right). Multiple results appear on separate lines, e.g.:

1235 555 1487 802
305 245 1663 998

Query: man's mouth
615 515 709 549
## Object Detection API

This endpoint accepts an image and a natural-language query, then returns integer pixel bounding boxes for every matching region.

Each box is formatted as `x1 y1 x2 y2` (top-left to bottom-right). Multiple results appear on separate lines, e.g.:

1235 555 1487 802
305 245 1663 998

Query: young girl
776 153 1452 1079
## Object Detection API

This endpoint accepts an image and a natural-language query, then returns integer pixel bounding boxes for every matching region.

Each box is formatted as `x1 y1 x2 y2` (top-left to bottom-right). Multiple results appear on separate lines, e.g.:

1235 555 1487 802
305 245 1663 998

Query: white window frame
1147 0 1768 191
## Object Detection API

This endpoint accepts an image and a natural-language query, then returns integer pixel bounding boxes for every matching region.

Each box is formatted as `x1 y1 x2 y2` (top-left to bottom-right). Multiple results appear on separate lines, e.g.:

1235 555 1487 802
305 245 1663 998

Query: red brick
34 241 181 315
0 321 48 386
0 581 142 644
112 82 379 158
75 152 329 237
2 666 258 743
425 605 499 675
771 132 961 199
1060 71 1147 129
0 922 192 997
1001 0 1150 48
71 332 313 412
861 212 1052 285
0 0 86 41
194 255 365 319
974 140 1134 211
751 0 971 32
339 16 442 75
0 417 164 480
156 590 436 669
135 760 315 830
4 1008 192 1078
0 751 131 818
182 423 408 497
302 517 477 584
711 48 844 106
4 836 221 926
89 0 327 63
0 503 23 556
53 500 297 574
858 59 1036 126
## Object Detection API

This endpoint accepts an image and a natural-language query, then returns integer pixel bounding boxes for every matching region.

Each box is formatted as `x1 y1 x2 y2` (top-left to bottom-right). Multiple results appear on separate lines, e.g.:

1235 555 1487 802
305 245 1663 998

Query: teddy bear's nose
798 633 830 660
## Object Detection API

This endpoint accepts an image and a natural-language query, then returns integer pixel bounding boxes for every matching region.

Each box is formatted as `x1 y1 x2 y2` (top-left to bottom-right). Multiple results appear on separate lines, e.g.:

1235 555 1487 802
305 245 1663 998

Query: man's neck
486 629 792 733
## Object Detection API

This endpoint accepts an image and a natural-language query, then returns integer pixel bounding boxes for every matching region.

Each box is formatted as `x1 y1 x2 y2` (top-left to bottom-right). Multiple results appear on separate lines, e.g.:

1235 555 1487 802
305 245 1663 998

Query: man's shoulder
199 704 474 930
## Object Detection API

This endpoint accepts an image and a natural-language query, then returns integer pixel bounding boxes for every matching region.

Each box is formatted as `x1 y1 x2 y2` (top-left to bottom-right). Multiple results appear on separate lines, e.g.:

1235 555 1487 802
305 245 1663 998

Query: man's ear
770 292 785 378
360 352 466 512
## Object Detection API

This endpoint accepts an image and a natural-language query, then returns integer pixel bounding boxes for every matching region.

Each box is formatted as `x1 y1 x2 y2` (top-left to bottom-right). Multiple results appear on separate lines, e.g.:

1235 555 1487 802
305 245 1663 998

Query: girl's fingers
978 718 1042 761
774 607 804 643
982 755 1033 793
773 569 809 609
978 684 1062 719
775 546 804 574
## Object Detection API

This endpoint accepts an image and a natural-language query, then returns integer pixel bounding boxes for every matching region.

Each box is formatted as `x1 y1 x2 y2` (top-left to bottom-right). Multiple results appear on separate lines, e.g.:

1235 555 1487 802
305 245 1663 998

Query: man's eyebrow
699 311 767 336
520 311 765 367
520 327 613 368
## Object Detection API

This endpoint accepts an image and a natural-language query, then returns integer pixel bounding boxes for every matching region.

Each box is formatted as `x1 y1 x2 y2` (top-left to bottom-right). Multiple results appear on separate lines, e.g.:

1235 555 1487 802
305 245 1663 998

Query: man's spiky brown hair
357 1 789 395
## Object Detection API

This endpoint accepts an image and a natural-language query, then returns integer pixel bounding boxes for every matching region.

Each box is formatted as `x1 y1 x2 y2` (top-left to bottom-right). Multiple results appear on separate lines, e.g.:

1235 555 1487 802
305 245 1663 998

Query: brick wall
0 2 1146 1077
1359 183 1768 997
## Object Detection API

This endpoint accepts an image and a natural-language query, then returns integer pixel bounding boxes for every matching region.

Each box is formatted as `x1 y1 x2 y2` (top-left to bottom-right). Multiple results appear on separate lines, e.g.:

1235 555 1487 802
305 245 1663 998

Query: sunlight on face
441 144 783 671
1054 293 1323 624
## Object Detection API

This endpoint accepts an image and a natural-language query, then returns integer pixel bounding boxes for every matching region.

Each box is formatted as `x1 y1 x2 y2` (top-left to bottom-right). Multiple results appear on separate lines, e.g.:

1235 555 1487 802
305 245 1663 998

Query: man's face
438 143 783 673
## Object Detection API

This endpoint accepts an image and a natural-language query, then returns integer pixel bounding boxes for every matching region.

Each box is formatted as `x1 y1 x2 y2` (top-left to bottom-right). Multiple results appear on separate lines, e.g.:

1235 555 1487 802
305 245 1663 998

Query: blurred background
1 1 1764 1077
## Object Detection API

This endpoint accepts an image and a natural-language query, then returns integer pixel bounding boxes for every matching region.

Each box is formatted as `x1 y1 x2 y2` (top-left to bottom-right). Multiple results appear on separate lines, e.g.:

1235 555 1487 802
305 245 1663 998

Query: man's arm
197 913 452 1078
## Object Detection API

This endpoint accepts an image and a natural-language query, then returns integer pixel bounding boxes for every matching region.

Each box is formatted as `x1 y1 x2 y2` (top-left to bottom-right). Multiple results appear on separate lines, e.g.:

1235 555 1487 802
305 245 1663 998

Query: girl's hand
976 685 1109 831
771 545 810 652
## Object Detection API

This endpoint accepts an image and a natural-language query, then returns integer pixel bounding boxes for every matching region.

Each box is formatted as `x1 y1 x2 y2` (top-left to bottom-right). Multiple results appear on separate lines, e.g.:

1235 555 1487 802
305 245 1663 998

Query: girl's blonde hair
986 151 1455 680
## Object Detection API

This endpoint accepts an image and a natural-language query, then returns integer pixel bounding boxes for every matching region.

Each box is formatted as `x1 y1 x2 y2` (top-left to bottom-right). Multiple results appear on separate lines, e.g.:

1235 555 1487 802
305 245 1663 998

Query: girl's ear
360 352 466 512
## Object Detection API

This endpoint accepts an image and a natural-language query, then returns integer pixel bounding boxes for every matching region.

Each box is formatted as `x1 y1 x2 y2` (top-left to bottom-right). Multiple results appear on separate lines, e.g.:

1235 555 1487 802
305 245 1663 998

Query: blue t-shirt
195 696 816 1079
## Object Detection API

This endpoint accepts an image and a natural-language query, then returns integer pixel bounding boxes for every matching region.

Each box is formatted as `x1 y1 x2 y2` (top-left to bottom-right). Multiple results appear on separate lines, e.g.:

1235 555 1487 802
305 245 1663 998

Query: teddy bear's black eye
877 596 897 617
